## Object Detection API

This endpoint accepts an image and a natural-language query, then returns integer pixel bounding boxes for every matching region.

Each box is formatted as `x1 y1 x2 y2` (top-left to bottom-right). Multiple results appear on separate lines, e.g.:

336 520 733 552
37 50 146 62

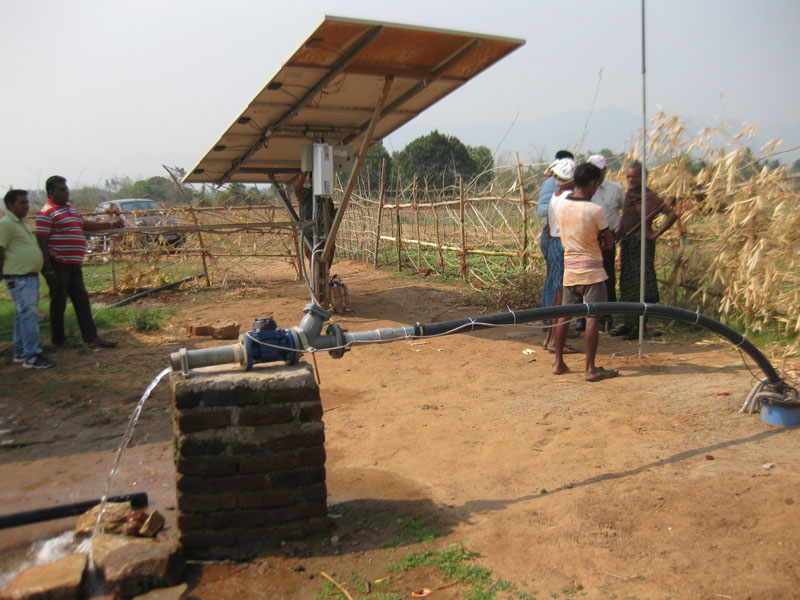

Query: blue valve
242 319 299 370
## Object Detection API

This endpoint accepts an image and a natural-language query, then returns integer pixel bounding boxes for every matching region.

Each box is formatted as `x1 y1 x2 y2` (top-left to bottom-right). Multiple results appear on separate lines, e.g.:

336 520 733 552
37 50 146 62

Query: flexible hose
413 302 782 385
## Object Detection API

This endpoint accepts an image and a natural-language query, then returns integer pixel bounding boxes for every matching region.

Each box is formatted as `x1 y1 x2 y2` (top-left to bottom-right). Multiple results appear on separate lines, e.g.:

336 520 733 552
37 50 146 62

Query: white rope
734 333 748 349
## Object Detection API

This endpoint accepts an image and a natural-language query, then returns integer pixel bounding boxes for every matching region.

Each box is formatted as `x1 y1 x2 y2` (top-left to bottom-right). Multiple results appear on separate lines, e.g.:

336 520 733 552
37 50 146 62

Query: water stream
79 366 172 564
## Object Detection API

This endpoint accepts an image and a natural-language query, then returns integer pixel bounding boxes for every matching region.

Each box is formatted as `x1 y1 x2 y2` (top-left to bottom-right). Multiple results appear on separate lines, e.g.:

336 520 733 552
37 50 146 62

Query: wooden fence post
373 158 386 266
413 174 421 273
110 237 117 294
429 179 444 276
459 176 467 279
515 152 528 267
395 177 402 272
164 165 211 286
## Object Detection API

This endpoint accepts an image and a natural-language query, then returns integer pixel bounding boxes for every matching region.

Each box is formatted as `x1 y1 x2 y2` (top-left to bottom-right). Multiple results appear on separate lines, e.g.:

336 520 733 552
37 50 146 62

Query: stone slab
0 553 87 600
102 541 184 599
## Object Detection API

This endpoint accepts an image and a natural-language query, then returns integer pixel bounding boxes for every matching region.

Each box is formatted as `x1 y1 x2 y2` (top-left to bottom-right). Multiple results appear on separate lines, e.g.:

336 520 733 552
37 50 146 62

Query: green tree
467 144 494 186
394 130 481 187
104 170 194 206
357 141 393 192
70 186 109 210
792 158 800 174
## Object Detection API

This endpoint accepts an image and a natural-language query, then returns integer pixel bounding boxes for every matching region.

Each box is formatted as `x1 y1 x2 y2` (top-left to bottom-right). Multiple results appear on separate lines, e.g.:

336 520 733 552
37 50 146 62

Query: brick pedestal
170 363 329 560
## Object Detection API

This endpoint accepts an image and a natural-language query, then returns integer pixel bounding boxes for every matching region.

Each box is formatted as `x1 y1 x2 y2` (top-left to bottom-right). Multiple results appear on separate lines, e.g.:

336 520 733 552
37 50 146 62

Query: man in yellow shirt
0 190 54 369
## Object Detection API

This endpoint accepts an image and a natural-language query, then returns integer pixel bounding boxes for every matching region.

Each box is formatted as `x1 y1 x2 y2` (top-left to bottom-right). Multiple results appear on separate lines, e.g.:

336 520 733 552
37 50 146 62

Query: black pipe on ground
414 302 783 385
109 274 203 308
0 492 148 529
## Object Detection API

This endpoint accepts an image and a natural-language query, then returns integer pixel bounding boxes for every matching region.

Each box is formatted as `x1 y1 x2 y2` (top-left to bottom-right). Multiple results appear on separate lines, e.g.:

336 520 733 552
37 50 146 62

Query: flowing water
79 366 172 564
2 366 173 589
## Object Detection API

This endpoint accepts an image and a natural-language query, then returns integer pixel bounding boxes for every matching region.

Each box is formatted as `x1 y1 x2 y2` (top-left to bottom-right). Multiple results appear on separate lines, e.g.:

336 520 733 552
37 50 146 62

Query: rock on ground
73 502 132 536
131 583 188 600
0 553 87 600
102 541 184 598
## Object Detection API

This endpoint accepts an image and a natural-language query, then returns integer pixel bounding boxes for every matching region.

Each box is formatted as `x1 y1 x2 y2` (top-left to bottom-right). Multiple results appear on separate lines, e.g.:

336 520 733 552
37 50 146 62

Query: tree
104 171 195 206
394 130 482 188
357 141 393 193
467 144 494 186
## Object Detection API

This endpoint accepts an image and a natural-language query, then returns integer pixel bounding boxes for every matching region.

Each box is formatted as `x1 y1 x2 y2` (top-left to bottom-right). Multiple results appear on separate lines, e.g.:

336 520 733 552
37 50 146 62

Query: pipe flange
179 347 189 376
326 324 347 359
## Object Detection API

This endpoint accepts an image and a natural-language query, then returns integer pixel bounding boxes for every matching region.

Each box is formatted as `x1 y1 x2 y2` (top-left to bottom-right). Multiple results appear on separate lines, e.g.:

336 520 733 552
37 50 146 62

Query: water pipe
169 302 796 403
0 492 148 530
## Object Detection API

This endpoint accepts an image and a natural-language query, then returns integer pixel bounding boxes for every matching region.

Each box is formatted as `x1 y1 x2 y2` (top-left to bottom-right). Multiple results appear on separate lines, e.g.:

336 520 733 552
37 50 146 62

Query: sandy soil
1 258 799 599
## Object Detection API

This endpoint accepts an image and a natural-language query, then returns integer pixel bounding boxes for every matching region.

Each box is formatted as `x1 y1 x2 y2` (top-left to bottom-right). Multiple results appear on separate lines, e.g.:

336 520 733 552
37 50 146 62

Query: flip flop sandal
586 367 619 382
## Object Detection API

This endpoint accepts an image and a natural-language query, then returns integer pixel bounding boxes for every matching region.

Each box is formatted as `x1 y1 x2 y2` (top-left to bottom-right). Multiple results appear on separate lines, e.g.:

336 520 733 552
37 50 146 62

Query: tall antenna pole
638 0 648 359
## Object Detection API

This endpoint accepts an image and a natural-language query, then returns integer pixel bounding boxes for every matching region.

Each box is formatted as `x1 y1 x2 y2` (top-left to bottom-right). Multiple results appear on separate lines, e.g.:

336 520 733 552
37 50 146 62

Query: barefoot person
551 163 618 382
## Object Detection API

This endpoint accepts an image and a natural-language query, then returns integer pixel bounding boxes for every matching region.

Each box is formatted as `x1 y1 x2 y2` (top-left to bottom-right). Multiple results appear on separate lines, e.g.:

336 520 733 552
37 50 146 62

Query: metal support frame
322 76 394 266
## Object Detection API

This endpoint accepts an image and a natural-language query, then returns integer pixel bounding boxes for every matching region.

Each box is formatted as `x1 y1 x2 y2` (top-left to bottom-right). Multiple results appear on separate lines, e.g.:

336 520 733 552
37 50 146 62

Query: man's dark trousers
602 244 617 303
47 261 97 344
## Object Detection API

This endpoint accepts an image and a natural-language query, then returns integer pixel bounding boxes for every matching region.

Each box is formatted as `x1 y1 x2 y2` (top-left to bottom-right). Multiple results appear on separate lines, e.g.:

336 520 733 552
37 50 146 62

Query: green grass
388 514 441 547
372 512 441 547
0 298 175 342
387 543 520 600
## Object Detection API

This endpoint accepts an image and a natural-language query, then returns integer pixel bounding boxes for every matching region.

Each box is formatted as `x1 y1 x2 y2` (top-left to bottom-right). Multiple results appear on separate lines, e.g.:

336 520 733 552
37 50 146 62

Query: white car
88 198 185 253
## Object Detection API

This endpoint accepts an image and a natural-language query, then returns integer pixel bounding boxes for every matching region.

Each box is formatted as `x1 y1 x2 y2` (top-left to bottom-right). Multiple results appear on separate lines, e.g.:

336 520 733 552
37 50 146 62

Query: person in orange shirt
551 163 618 382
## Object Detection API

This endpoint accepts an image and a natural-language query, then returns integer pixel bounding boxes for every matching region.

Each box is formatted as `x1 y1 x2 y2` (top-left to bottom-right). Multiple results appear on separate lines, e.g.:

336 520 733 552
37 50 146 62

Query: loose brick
270 466 325 488
177 409 231 433
177 456 237 477
297 446 326 466
174 390 202 410
238 453 296 474
239 489 300 509
298 402 323 422
178 438 228 456
177 513 205 531
302 483 328 502
178 493 237 512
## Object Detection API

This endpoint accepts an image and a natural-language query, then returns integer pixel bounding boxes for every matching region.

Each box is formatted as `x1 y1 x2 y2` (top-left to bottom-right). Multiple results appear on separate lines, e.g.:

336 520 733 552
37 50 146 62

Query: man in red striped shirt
36 175 121 348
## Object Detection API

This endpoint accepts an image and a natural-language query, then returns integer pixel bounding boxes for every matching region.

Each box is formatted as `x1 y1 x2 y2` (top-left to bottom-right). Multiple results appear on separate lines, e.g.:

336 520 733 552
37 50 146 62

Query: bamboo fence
84 113 798 359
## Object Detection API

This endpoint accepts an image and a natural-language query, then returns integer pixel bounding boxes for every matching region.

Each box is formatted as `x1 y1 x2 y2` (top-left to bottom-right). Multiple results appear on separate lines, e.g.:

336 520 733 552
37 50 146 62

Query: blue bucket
761 401 800 427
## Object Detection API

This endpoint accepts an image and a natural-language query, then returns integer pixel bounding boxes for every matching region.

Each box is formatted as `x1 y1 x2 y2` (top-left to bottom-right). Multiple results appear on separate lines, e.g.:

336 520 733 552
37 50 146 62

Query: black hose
415 302 782 385
109 274 202 308
0 492 148 530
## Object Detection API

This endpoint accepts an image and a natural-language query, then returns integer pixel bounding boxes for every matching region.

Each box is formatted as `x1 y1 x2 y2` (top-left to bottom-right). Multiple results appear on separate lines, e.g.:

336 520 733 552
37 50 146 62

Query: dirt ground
1 258 799 599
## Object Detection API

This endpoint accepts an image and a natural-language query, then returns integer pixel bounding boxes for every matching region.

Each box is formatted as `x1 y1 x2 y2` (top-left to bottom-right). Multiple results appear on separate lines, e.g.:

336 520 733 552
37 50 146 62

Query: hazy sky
2 0 797 191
